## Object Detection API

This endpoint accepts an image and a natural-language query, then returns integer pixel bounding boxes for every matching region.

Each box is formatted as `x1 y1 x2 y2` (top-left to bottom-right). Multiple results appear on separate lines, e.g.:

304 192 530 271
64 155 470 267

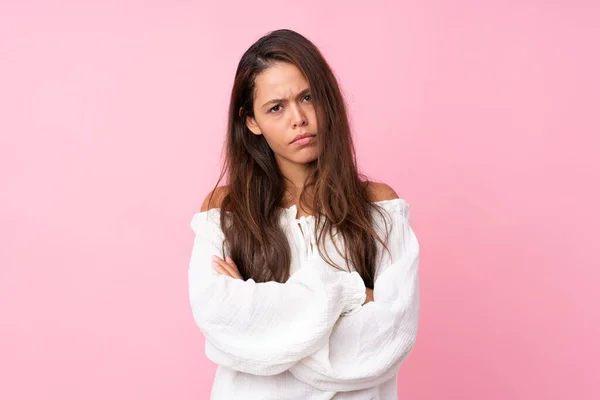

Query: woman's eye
269 105 281 113
303 94 312 102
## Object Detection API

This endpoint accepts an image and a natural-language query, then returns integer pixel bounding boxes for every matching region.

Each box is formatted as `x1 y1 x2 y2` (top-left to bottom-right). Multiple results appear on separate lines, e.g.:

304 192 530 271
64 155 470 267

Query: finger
212 256 234 277
216 256 238 277
225 256 243 279
214 256 241 279
212 262 233 277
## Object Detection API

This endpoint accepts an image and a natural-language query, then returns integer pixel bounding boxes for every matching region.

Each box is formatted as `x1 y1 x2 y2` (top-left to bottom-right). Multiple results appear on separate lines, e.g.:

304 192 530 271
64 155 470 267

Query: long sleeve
187 209 367 376
288 200 420 392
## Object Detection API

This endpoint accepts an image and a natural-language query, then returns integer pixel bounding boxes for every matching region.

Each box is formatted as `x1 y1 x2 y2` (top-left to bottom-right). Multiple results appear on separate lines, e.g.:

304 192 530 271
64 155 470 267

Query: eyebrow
261 88 311 109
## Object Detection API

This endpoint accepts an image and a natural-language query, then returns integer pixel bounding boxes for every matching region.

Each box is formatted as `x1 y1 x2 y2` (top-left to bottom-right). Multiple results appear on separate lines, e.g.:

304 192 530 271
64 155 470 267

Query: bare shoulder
200 185 230 212
366 181 400 202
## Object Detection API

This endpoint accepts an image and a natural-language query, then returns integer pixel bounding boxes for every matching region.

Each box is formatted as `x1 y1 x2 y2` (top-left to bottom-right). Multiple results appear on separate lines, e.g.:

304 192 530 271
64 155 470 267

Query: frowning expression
245 62 319 165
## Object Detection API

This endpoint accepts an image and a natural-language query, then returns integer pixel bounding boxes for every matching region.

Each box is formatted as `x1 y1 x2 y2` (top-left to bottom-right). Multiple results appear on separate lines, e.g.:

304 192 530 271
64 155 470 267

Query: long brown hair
205 29 392 289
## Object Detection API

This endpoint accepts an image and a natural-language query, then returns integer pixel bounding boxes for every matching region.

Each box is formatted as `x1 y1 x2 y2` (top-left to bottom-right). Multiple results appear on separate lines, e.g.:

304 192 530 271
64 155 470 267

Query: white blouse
188 198 420 399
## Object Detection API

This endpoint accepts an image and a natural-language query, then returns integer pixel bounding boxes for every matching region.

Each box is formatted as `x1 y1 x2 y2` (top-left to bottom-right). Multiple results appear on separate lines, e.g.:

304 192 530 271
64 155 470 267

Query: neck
277 157 311 189
275 155 314 207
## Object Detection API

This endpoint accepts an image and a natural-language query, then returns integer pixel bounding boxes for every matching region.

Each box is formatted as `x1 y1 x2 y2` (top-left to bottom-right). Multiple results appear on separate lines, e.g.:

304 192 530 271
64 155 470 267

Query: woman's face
245 62 319 166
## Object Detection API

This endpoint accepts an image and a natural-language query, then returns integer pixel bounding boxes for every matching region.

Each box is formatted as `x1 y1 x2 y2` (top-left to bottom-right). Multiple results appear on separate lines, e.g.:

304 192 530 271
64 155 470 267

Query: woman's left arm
288 204 421 392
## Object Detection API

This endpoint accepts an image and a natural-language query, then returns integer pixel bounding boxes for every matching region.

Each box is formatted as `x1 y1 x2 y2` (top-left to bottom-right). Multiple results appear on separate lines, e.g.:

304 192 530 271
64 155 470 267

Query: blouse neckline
196 197 406 220
196 197 405 216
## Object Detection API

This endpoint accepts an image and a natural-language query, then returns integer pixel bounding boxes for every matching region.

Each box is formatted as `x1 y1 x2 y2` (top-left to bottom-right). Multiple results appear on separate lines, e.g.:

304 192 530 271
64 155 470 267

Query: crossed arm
188 209 368 376
188 210 419 391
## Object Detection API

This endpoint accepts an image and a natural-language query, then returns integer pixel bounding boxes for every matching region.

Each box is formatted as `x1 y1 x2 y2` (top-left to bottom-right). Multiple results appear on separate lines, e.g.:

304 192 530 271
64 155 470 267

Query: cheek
306 107 318 130
262 133 282 150
260 122 288 150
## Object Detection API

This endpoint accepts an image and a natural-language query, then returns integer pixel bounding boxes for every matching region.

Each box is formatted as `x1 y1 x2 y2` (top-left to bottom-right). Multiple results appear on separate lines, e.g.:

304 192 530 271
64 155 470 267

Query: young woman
188 29 420 399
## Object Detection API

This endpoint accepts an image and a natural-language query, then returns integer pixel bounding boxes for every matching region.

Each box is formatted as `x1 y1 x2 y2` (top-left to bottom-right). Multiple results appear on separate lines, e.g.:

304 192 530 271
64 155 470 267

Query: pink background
1 1 598 399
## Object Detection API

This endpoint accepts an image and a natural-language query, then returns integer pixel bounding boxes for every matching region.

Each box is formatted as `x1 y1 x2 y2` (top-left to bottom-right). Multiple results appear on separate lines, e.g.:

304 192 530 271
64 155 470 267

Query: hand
211 255 243 280
363 288 374 305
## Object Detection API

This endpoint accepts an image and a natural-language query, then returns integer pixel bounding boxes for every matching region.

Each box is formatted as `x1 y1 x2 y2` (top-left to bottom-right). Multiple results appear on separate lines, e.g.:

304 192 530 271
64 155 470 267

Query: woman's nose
291 104 307 127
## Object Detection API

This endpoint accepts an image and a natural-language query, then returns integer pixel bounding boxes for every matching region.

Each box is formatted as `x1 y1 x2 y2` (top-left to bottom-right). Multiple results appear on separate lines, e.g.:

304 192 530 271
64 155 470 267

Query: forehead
253 62 309 100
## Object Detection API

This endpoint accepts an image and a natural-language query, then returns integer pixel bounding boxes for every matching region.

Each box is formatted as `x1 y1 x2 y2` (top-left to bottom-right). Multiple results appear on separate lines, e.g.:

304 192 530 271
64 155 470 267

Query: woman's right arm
188 209 366 376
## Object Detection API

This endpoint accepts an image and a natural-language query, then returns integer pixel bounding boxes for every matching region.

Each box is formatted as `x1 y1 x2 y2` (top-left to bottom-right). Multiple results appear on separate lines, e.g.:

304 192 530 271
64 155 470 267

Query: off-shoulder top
188 198 420 399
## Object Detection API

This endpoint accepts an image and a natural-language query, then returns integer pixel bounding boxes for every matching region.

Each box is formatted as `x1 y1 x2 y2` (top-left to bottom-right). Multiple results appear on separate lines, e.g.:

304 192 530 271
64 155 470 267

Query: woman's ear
245 116 262 136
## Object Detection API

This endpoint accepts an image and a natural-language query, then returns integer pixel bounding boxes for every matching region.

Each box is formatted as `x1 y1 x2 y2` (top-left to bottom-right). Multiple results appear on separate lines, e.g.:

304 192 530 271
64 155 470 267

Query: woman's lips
292 135 316 145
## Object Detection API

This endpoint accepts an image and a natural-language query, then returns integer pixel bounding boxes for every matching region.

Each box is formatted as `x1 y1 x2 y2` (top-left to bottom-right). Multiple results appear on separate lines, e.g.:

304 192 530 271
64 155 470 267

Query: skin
244 61 319 208
214 61 374 305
